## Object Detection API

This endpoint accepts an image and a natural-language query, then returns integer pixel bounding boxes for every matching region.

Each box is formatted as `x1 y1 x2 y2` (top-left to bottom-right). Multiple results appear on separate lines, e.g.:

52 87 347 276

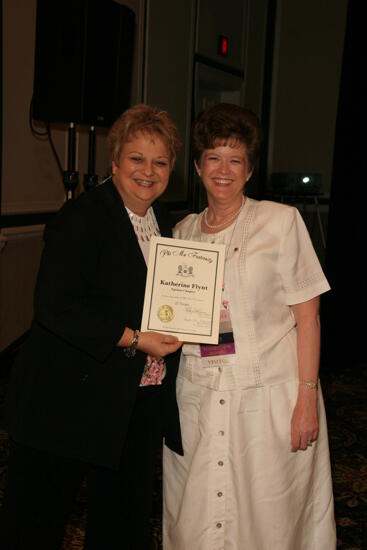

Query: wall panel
0 227 43 351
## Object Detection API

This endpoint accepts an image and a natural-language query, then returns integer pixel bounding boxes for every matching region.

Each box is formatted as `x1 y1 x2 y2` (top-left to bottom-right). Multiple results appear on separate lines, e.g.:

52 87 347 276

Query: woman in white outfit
163 103 336 550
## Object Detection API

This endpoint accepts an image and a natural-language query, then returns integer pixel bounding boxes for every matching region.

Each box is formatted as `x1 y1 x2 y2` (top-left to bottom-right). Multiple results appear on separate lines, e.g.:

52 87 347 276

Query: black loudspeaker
33 0 135 126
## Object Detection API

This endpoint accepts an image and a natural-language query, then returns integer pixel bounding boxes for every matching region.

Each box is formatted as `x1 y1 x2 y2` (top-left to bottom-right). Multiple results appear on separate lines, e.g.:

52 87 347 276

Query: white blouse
125 206 160 265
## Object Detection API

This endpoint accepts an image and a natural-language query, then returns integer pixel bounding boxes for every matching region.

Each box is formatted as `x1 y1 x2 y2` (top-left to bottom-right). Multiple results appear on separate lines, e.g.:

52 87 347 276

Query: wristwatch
123 329 140 358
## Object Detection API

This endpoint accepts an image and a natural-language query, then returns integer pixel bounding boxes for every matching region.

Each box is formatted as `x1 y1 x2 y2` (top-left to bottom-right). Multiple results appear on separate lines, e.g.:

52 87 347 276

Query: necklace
202 200 242 286
203 195 245 229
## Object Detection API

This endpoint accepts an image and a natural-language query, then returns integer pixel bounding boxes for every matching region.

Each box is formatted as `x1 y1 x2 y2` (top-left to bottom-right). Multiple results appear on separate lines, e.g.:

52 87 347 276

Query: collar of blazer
102 179 173 290
104 177 172 239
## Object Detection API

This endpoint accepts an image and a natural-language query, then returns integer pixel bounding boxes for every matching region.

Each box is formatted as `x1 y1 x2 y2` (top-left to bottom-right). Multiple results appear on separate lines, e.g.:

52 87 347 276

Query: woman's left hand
290 387 319 452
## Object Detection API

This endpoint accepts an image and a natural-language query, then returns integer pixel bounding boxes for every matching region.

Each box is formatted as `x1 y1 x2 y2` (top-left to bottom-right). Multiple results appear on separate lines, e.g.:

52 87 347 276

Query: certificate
141 236 225 344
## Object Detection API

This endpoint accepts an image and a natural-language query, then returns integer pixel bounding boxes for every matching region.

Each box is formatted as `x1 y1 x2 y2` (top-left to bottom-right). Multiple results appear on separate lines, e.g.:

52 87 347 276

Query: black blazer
5 179 183 469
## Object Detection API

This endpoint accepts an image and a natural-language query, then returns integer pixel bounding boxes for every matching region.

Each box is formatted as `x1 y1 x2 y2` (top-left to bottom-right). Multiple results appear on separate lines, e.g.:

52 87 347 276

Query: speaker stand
63 123 79 200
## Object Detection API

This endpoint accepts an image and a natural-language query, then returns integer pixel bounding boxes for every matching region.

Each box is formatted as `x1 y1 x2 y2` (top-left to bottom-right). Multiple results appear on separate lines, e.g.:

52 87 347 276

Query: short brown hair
192 103 262 170
108 103 182 167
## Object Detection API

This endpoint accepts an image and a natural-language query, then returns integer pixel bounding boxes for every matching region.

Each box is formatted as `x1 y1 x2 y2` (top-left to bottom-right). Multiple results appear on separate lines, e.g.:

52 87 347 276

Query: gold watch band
299 379 318 390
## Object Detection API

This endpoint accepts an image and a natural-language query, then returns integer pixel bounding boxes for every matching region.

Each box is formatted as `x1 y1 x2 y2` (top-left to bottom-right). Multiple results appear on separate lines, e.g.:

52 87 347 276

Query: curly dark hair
192 103 263 170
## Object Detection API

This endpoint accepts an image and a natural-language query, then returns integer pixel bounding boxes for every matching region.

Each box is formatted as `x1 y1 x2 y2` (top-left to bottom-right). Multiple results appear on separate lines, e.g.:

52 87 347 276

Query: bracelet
123 329 140 358
299 379 318 390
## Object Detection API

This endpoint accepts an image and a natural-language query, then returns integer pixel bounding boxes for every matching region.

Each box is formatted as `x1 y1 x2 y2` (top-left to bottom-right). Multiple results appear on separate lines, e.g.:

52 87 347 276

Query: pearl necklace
203 195 245 229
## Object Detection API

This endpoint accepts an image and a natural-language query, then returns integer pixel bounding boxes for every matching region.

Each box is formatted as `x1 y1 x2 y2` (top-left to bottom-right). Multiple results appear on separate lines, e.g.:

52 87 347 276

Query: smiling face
195 140 253 207
112 131 172 215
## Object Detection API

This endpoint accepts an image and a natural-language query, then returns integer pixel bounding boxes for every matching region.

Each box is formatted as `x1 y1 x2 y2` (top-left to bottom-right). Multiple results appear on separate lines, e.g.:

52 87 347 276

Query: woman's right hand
137 331 182 358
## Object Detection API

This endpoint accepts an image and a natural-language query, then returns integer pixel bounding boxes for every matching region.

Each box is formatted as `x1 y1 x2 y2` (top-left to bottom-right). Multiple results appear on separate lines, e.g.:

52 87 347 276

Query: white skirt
163 375 336 550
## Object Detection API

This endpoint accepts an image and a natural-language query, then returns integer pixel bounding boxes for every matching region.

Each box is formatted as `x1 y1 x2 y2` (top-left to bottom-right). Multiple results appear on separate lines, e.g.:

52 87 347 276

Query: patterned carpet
1 360 366 549
322 364 367 549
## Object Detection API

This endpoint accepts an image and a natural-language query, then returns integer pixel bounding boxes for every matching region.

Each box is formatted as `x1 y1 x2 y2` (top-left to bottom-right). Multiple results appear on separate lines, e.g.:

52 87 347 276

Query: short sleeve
278 207 330 305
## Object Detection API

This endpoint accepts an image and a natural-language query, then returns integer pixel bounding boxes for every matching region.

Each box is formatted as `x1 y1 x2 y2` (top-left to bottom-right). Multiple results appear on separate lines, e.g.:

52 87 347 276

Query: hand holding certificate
141 237 225 344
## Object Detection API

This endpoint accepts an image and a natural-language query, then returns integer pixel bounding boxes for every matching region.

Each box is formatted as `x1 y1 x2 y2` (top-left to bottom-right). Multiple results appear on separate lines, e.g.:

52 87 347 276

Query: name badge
200 331 235 357
200 309 236 367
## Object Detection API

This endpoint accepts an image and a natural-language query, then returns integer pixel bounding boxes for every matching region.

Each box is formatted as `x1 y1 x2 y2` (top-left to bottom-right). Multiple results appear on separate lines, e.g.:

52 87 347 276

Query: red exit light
218 35 228 57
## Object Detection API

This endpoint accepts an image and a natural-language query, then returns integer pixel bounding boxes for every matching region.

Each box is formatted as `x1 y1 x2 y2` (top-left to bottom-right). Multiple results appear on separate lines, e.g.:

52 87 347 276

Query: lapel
152 201 172 238
102 179 147 275
100 178 173 268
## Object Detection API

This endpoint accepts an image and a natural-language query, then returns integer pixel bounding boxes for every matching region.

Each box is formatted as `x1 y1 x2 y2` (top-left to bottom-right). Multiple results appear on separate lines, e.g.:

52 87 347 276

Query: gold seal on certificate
141 236 225 344
157 305 174 323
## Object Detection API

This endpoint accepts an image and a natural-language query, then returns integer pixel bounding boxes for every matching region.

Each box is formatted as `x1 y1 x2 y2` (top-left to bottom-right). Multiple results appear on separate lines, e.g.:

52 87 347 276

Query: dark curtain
322 1 362 368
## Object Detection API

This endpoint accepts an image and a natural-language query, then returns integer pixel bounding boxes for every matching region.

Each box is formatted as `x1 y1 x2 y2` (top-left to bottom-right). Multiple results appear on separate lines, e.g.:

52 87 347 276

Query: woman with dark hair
1 104 183 550
163 103 336 549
